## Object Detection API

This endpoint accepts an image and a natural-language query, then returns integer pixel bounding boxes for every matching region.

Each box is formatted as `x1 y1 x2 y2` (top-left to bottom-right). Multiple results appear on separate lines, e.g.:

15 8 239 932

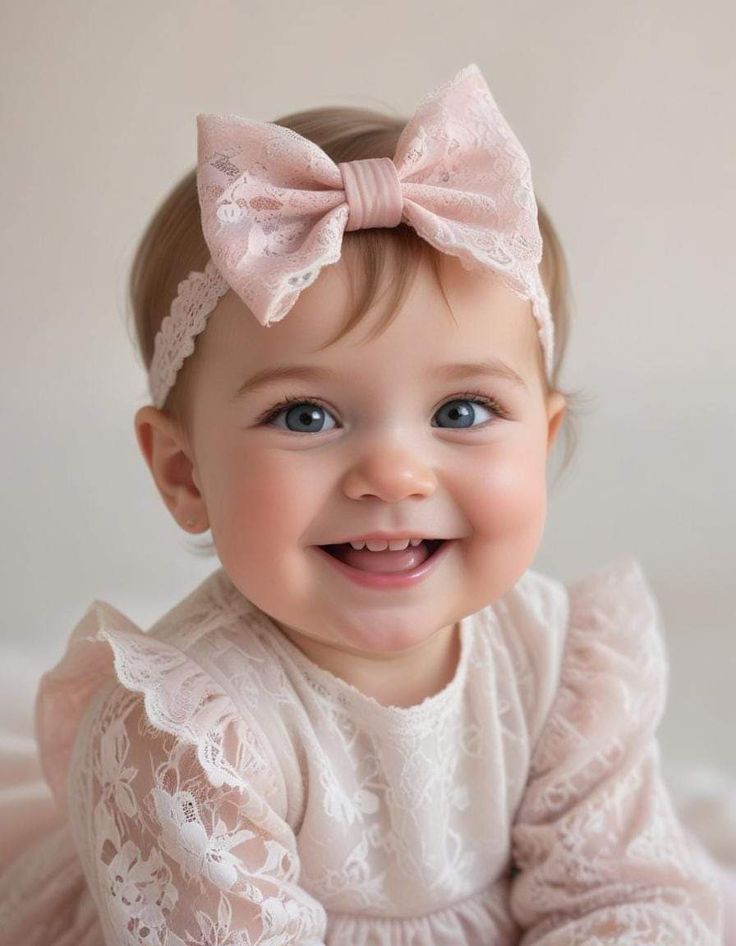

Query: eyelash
255 389 510 430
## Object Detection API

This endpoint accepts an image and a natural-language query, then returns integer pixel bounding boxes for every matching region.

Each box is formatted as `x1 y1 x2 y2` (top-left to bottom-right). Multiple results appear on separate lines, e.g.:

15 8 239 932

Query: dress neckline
271 609 475 722
213 567 479 726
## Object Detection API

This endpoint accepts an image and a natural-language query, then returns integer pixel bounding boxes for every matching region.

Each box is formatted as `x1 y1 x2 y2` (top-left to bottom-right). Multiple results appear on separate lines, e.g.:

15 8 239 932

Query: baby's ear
133 406 209 533
545 391 566 452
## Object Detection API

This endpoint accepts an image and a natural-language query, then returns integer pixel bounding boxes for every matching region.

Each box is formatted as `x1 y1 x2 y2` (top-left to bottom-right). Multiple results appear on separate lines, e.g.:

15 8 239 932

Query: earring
185 518 196 527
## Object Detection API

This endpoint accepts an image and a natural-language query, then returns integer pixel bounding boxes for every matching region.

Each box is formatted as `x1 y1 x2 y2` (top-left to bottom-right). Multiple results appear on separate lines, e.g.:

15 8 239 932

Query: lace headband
149 62 555 409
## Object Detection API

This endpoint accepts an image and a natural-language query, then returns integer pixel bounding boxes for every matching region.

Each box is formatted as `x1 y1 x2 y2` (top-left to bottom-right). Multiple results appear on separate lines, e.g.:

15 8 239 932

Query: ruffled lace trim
566 553 659 628
95 625 275 791
527 553 667 787
34 600 282 816
507 554 724 944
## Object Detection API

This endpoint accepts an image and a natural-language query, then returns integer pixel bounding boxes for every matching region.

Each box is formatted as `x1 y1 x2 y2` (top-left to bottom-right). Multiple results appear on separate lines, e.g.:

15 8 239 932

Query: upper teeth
349 537 426 551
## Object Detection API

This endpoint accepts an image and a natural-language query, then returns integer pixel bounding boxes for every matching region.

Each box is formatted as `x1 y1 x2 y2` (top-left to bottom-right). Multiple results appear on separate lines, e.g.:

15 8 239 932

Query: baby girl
0 62 732 945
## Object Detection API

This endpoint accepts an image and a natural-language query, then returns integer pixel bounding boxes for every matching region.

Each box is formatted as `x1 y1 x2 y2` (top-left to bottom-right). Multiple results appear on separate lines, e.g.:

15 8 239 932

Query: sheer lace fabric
0 556 725 945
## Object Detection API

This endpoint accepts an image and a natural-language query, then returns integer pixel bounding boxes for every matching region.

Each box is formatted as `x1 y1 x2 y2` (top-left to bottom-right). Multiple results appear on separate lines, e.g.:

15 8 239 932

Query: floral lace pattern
0 555 725 945
70 685 326 945
508 563 724 944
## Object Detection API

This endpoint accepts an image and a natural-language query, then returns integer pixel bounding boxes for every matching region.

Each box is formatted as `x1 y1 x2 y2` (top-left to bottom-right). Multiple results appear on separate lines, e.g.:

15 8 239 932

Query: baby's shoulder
486 553 665 744
147 566 285 688
143 567 305 774
559 553 669 706
36 567 301 820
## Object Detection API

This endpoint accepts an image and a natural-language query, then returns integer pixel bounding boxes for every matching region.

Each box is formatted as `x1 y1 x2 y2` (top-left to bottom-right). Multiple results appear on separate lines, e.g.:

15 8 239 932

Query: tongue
337 541 432 573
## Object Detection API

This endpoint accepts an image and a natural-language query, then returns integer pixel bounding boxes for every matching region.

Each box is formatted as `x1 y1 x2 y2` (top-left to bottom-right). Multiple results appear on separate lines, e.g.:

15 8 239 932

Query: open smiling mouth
320 539 444 570
313 539 451 588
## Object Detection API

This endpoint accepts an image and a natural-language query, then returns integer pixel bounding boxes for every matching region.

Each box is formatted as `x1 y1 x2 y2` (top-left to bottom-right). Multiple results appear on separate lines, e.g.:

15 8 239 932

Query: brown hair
128 105 589 550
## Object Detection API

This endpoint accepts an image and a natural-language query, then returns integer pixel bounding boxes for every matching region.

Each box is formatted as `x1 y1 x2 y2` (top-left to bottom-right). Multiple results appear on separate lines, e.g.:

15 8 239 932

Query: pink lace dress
0 555 732 945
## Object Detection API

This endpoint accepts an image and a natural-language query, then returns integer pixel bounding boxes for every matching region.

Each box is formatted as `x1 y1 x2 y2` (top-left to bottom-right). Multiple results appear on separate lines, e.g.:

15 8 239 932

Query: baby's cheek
229 457 327 566
466 447 548 540
458 450 548 605
227 464 302 551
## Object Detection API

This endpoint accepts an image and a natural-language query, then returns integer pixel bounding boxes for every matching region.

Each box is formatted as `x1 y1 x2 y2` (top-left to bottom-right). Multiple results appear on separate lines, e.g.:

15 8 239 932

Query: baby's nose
340 447 437 503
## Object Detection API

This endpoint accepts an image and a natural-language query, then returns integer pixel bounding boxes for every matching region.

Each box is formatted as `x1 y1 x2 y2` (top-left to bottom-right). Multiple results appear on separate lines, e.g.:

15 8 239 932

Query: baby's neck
278 619 462 710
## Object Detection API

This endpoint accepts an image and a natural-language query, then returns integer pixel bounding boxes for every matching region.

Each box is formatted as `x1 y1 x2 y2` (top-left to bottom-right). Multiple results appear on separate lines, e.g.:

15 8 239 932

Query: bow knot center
337 157 404 231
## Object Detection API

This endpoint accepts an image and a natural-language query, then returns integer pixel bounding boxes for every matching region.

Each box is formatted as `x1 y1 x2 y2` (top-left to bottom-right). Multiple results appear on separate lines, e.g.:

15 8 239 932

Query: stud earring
185 518 196 527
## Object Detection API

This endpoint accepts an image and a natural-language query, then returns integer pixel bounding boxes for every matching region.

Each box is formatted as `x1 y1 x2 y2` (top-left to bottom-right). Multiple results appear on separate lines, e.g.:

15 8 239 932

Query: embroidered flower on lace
88 687 327 945
319 768 380 825
99 716 138 819
151 787 252 891
103 839 178 939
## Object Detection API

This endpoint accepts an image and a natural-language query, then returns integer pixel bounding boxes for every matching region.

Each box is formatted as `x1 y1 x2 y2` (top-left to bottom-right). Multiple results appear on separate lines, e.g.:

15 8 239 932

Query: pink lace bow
149 62 554 409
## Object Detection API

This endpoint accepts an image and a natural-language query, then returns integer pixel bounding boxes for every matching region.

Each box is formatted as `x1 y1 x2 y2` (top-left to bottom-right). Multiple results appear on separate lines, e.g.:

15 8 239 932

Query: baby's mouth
318 539 446 574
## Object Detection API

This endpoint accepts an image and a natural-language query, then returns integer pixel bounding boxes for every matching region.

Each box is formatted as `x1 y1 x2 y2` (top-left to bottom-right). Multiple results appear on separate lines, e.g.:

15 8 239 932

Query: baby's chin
272 607 450 656
268 610 463 708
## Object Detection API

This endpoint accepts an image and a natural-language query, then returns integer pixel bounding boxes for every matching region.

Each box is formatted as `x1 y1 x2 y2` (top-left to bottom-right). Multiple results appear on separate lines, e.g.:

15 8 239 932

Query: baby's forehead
203 253 543 385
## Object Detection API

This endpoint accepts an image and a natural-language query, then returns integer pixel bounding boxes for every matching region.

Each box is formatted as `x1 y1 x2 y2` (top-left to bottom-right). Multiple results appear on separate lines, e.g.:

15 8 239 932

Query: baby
0 62 731 946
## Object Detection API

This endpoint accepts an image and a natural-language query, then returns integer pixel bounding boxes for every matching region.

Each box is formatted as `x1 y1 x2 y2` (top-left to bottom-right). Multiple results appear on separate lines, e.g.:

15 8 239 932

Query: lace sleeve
508 557 723 945
67 664 328 945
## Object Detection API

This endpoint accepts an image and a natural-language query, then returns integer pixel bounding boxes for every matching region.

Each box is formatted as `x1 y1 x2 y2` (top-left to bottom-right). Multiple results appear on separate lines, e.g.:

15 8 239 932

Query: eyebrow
232 357 528 401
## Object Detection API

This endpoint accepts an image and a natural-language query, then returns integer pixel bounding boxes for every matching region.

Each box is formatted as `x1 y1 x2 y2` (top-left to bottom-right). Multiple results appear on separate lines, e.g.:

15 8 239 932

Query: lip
312 539 454 589
328 531 444 545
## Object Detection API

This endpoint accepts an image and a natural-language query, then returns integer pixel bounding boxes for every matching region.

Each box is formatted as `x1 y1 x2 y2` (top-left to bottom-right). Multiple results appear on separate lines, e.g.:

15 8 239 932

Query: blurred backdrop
1 0 734 775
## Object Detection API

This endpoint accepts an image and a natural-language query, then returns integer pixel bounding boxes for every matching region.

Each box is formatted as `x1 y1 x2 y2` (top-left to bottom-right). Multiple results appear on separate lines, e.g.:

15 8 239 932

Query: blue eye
256 391 508 434
263 399 339 434
433 397 499 430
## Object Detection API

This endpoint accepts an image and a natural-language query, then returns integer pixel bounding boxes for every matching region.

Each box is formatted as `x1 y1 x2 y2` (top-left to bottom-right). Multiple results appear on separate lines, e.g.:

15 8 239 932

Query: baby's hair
127 104 587 554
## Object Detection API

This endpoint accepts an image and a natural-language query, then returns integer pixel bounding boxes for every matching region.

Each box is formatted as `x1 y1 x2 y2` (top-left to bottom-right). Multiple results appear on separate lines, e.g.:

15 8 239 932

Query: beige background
1 1 734 775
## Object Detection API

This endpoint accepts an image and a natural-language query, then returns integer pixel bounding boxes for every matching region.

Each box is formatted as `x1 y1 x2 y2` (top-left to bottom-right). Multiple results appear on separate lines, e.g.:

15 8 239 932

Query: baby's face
177 251 564 658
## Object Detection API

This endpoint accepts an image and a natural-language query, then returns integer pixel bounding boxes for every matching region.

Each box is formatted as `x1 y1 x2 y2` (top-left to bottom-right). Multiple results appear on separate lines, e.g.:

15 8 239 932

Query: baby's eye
262 398 339 434
433 396 502 429
257 392 506 434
